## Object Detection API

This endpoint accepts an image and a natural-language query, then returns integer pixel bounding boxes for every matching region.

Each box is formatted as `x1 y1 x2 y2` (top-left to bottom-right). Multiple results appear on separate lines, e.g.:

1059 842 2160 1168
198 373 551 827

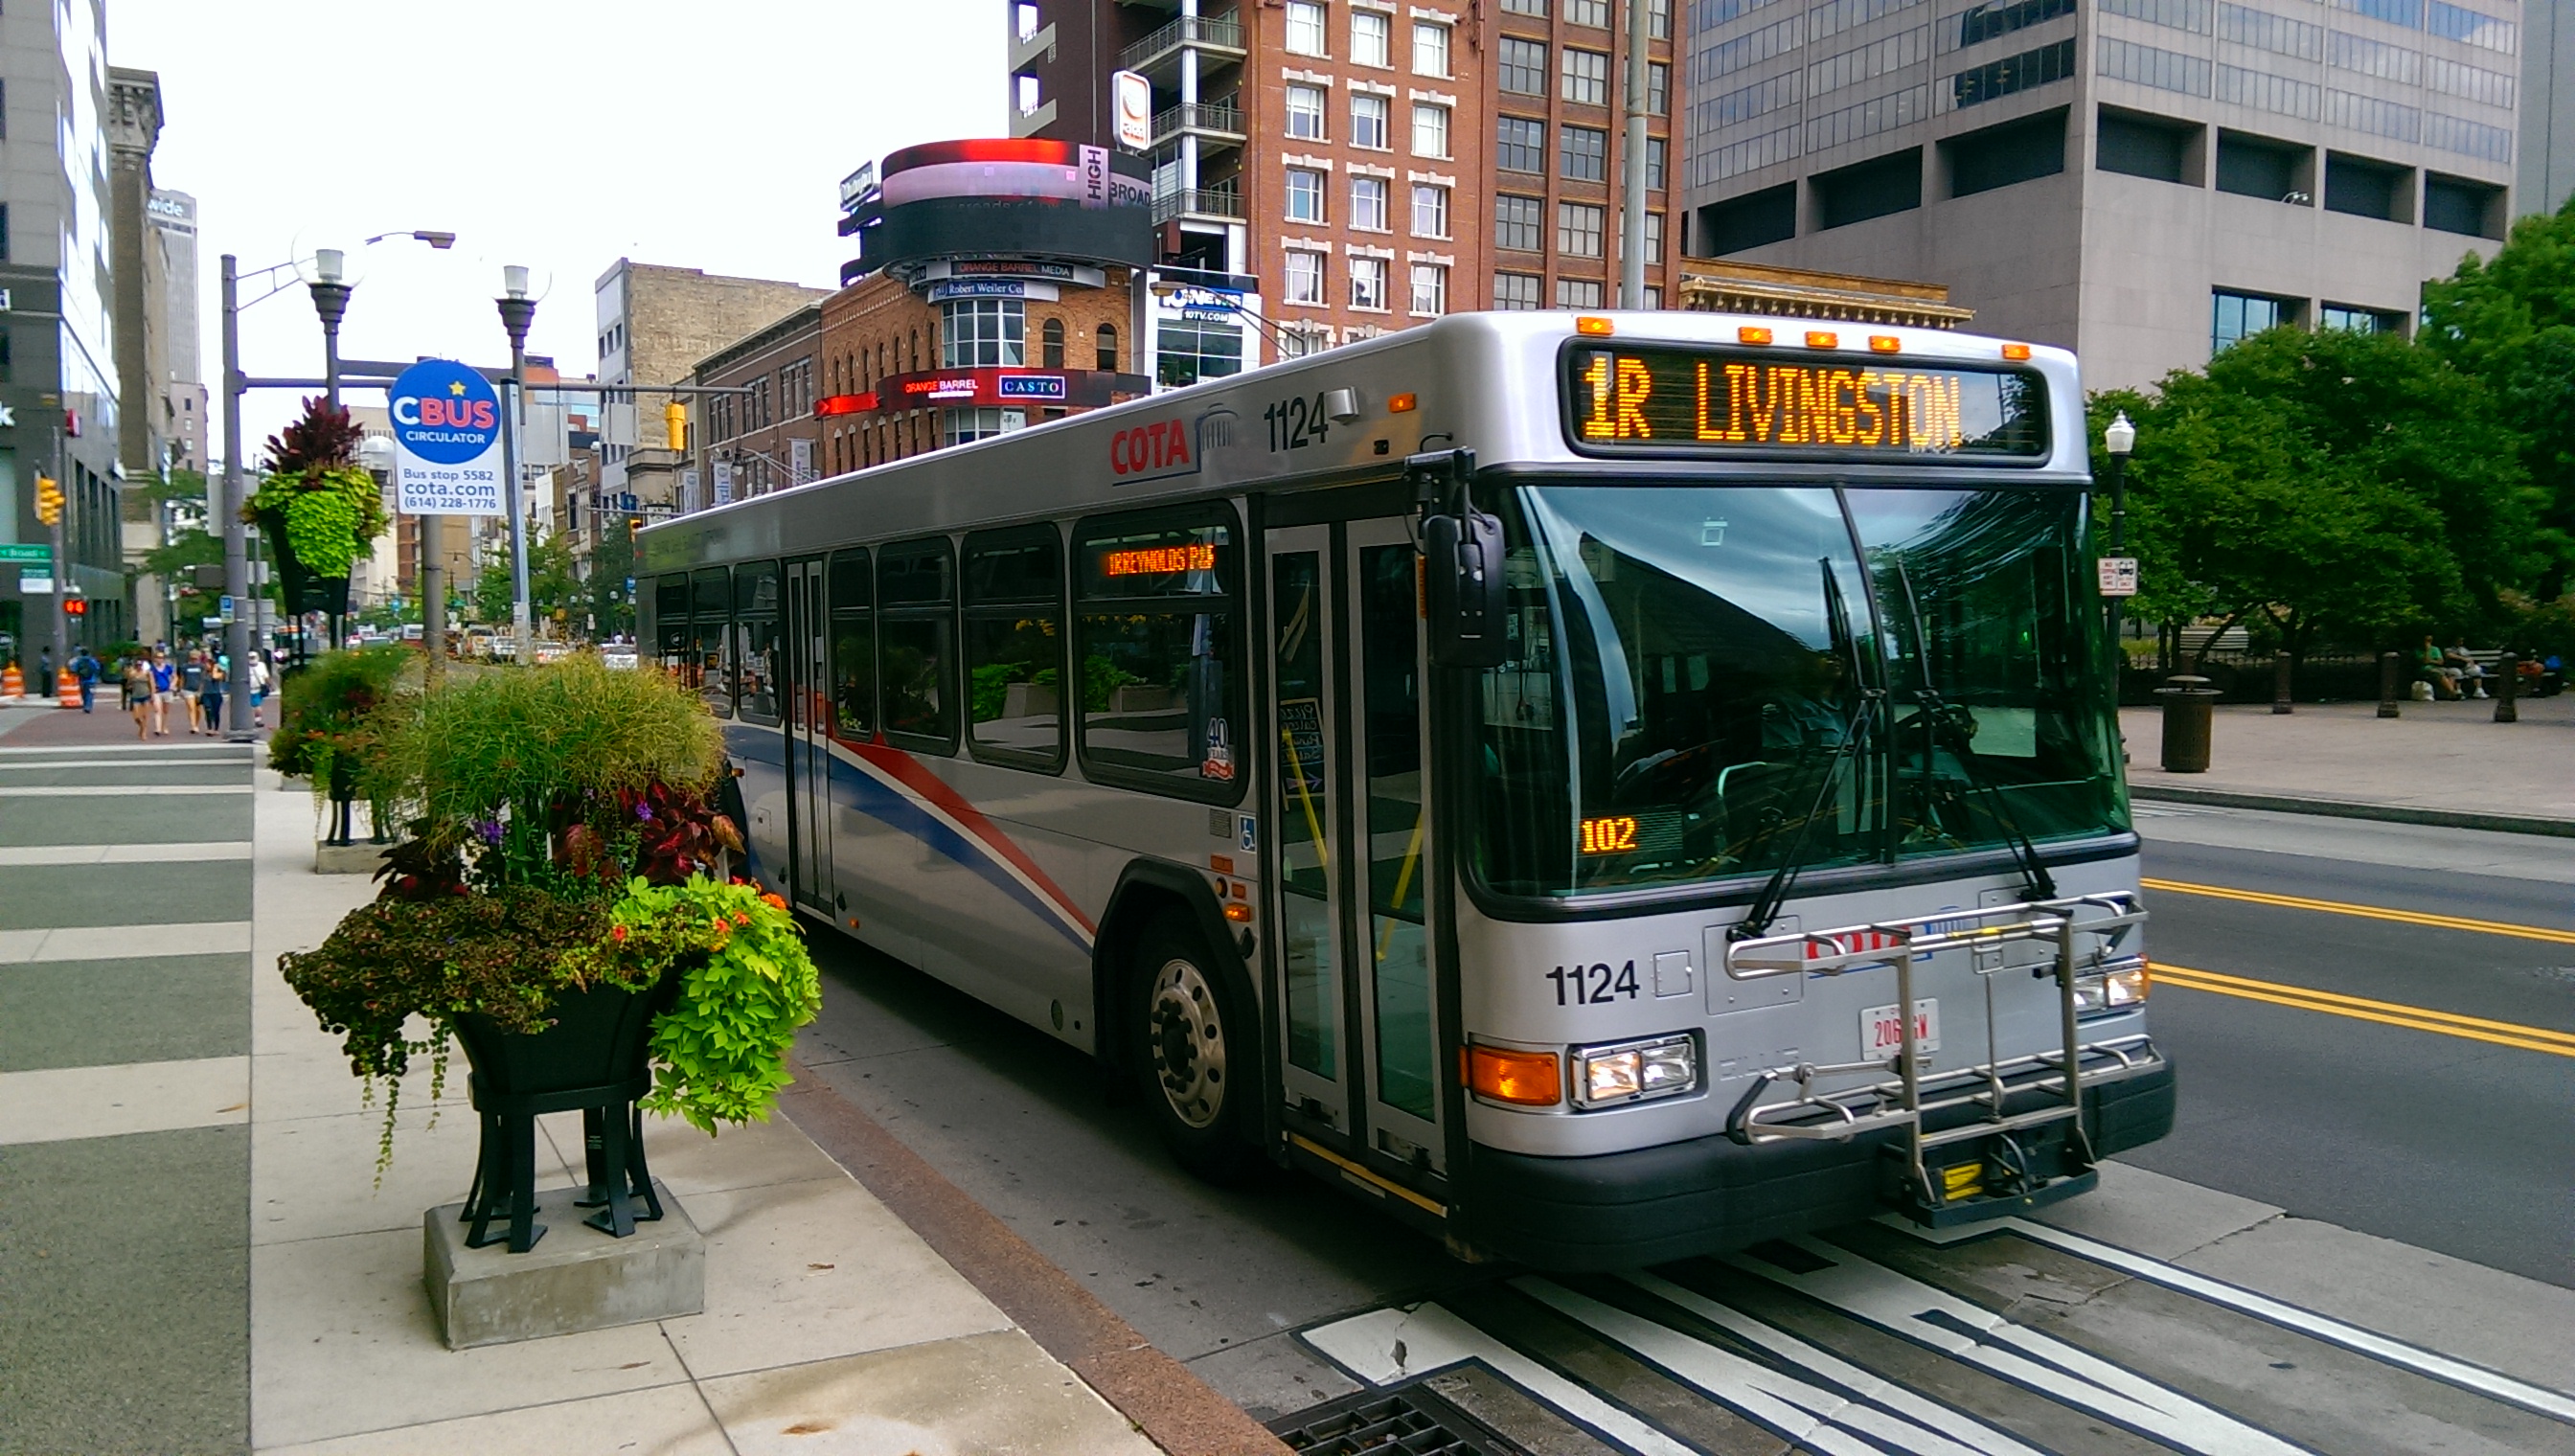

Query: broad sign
390 359 504 515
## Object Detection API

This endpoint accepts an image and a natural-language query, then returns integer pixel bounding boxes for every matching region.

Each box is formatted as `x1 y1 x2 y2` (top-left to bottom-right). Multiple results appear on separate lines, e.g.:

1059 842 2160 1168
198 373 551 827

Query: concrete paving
2122 694 2575 826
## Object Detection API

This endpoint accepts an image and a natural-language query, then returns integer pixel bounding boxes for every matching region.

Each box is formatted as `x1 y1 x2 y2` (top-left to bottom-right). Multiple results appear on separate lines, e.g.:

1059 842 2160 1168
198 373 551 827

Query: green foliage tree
472 529 583 630
589 515 637 639
2087 324 2539 667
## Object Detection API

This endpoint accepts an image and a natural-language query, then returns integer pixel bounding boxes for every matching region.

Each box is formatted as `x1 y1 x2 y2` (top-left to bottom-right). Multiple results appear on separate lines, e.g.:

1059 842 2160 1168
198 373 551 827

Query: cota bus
637 310 2173 1269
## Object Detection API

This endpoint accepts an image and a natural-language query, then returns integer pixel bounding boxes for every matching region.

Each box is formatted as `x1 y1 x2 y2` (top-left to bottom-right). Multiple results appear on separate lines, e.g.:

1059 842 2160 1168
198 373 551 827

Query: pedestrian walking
249 650 272 729
122 657 151 740
201 656 227 737
70 646 99 714
148 648 176 737
179 648 208 733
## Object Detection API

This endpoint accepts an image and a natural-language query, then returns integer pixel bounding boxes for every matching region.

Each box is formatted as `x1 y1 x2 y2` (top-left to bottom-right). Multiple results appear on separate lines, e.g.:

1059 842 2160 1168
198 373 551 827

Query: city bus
637 310 2173 1269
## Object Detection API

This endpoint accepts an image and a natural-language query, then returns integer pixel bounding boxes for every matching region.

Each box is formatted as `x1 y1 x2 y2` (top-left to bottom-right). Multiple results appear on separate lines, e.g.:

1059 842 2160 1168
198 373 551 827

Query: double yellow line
2140 877 2575 1058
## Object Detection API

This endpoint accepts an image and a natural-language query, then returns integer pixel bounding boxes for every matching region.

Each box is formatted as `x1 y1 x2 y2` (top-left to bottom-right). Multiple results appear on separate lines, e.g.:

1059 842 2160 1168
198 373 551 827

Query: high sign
1112 71 1153 150
389 359 505 515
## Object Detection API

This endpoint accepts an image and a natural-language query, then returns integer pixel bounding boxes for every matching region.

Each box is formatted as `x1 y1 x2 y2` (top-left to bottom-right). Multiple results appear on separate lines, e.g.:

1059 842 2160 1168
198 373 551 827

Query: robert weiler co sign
390 358 504 515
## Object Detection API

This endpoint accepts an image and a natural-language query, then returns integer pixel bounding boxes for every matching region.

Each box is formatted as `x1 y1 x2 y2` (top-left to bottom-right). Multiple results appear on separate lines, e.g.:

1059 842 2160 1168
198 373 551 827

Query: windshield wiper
1734 562 1879 943
1888 557 2058 902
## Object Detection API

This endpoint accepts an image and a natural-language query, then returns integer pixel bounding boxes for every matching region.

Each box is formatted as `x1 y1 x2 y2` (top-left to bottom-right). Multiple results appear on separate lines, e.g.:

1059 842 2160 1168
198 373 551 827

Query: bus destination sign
1564 346 2048 460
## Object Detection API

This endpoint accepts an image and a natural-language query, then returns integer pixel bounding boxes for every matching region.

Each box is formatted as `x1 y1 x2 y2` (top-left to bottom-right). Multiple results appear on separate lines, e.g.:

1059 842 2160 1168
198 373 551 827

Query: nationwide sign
389 359 505 514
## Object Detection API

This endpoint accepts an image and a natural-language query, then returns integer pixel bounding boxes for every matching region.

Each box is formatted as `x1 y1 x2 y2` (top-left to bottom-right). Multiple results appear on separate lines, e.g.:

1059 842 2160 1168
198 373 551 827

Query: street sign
2098 557 2140 597
17 573 51 593
218 594 236 625
0 543 51 563
388 359 504 515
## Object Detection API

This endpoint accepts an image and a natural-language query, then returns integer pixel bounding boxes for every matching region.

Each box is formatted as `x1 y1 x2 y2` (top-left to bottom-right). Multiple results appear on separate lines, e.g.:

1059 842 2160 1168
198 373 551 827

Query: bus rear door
783 555 834 912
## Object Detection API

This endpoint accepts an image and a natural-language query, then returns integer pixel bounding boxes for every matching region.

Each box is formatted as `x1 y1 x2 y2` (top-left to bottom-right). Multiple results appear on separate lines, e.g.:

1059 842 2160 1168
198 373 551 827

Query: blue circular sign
388 359 501 466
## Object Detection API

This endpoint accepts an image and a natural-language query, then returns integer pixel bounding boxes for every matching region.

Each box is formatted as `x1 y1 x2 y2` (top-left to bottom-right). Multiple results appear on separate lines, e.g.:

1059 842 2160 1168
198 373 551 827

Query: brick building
592 261 829 514
687 303 824 508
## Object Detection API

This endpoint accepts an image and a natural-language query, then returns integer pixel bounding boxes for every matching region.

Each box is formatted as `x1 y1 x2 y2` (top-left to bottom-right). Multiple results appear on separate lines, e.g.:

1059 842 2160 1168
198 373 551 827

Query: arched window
1096 323 1119 372
1041 317 1066 369
909 330 921 372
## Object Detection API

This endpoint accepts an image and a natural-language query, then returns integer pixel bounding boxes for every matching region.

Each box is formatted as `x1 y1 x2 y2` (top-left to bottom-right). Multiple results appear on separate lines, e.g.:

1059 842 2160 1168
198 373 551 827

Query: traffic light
64 596 85 618
665 400 687 453
627 516 644 537
34 476 62 527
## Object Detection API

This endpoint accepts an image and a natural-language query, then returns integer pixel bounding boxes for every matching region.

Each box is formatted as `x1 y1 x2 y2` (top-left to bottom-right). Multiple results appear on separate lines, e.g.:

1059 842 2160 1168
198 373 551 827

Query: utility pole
495 267 537 666
1618 0 1652 308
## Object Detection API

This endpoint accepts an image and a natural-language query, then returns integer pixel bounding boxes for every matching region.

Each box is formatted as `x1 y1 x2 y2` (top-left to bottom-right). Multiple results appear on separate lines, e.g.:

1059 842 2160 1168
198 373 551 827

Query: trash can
2155 674 2219 773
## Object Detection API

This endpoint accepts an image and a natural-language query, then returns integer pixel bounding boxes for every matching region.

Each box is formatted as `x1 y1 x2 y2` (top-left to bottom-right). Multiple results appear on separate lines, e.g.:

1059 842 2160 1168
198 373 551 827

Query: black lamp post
495 265 538 664
307 248 353 408
2103 409 2136 670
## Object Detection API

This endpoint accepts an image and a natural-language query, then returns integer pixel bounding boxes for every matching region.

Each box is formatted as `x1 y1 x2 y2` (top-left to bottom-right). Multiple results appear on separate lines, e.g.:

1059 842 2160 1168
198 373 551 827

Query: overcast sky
110 1 1005 460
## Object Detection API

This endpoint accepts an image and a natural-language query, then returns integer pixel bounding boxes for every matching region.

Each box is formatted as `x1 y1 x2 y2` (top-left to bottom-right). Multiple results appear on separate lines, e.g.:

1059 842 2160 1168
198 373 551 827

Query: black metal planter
451 966 683 1253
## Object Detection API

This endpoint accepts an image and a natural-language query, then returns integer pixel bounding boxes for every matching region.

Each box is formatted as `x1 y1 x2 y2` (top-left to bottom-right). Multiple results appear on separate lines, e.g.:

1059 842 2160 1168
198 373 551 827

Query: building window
1649 61 1668 116
1409 263 1448 317
1277 326 1331 359
942 298 1025 368
1287 84 1328 140
1647 135 1668 190
1561 125 1607 180
1412 102 1450 157
1558 201 1606 256
1041 318 1065 368
1652 0 1671 37
1352 93 1391 148
1353 9 1391 66
1562 48 1608 104
1558 277 1606 307
1646 284 1663 309
1503 0 1548 13
1288 0 1327 55
1098 323 1119 371
1286 249 1328 305
1287 167 1328 221
1413 21 1450 76
944 407 1028 445
1493 271 1543 310
1350 256 1391 309
1498 37 1546 94
1411 182 1451 237
1644 211 1665 262
2319 304 2402 334
1157 319 1245 387
1494 193 1544 251
1568 0 1608 24
1351 174 1391 230
2211 289 2292 353
1497 116 1547 171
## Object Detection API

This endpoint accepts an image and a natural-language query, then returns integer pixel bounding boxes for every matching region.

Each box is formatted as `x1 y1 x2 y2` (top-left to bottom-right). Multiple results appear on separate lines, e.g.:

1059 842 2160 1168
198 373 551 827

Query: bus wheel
1132 911 1256 1182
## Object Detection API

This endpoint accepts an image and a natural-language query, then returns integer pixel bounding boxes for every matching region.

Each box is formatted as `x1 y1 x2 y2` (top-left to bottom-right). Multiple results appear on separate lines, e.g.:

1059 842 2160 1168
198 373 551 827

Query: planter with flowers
268 643 411 853
241 397 388 626
280 655 816 1253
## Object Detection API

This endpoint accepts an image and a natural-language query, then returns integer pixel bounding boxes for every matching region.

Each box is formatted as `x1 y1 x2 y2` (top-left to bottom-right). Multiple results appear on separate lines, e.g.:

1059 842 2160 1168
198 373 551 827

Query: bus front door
783 555 834 912
1265 518 1446 1180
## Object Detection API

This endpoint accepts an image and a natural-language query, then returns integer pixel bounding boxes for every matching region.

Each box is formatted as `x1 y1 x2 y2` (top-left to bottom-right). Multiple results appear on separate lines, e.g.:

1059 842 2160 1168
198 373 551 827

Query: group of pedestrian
51 642 270 739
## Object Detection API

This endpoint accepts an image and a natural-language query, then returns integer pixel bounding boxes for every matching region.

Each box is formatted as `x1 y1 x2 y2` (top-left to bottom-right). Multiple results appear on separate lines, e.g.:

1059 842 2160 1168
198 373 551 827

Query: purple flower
635 804 654 822
477 819 504 846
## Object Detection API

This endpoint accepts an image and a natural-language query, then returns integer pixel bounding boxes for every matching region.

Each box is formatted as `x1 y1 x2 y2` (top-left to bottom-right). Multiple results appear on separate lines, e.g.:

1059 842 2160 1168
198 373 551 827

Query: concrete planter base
313 841 388 875
422 1179 702 1350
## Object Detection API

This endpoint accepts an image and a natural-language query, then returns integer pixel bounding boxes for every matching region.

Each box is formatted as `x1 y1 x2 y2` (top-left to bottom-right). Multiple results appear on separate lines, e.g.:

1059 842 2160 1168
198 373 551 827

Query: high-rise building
148 189 205 476
2524 0 2571 215
1678 0 2519 392
1010 0 1684 371
591 261 830 515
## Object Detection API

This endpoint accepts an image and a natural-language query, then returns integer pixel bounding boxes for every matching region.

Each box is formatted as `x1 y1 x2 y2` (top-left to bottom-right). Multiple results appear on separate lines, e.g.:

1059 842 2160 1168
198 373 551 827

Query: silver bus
637 309 2173 1268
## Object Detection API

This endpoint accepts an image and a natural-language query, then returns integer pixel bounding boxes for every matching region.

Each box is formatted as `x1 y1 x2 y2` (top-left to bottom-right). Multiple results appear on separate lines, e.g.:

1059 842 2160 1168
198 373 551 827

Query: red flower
610 924 628 942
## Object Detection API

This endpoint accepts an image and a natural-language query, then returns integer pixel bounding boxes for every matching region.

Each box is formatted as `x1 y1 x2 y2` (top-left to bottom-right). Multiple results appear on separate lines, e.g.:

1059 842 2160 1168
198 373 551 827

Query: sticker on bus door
1861 999 1940 1058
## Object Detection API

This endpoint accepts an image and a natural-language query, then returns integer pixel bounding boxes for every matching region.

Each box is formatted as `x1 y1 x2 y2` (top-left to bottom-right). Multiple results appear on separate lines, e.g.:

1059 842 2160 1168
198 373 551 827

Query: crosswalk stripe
0 784 251 797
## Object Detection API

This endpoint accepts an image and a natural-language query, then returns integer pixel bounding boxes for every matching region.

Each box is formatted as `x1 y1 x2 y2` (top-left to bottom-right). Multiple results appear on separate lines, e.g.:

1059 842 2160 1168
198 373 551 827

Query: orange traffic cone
56 668 80 707
1 663 20 698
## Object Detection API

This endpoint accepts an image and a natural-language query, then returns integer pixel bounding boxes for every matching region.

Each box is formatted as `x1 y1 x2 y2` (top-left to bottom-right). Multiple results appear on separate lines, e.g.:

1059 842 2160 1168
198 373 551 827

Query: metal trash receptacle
2155 675 2219 773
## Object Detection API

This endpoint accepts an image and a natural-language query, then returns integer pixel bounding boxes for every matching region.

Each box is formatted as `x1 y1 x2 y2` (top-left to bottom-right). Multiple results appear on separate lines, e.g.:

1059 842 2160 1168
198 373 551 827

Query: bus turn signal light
2001 343 2033 360
1805 330 1839 350
1576 316 1615 336
1738 327 1773 346
1389 392 1418 413
1869 334 1902 353
1469 1045 1562 1106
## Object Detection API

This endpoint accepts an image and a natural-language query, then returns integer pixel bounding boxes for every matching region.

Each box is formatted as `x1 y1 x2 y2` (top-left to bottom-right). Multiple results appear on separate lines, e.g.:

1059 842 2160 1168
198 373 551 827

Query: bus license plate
1862 999 1940 1058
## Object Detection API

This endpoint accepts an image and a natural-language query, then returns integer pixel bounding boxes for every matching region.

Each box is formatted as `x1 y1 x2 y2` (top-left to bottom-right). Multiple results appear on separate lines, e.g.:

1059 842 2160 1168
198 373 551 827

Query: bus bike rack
1719 892 2158 1219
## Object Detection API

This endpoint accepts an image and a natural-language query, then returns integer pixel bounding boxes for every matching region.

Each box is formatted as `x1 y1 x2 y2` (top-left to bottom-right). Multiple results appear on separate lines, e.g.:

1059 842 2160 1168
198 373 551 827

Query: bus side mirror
1424 509 1508 670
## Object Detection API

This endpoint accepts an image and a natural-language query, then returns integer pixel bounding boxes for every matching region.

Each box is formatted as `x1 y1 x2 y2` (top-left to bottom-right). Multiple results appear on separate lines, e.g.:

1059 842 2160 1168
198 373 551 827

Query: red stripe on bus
847 738 1100 937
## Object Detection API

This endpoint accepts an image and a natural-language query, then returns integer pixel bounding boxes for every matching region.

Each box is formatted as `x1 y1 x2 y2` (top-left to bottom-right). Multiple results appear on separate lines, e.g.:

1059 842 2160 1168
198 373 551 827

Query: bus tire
1130 909 1258 1183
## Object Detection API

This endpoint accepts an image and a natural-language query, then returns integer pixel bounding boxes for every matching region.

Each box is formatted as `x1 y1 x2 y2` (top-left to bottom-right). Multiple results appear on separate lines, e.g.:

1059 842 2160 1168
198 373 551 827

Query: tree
2421 196 2575 595
473 530 582 631
588 517 637 640
2088 324 2539 668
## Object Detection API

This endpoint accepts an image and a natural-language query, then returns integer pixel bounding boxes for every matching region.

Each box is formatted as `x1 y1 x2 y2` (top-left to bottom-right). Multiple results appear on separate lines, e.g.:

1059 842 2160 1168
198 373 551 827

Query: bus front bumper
1455 1055 2176 1272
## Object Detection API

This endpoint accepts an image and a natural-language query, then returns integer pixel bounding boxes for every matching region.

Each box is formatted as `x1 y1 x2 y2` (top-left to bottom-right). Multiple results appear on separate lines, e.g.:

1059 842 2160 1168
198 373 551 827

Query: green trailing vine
240 398 389 586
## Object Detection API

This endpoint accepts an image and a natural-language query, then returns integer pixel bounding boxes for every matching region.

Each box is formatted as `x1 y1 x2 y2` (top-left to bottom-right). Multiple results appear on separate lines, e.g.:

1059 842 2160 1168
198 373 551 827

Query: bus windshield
1473 482 2126 899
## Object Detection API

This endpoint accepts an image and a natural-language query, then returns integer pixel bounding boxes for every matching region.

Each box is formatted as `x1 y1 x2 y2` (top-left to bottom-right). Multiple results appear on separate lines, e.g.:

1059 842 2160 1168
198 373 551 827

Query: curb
2130 784 2575 839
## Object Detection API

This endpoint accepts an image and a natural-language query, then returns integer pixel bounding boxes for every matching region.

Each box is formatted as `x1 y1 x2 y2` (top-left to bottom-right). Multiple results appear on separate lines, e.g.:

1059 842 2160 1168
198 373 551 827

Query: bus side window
878 537 957 752
654 577 690 680
963 525 1065 771
734 561 783 726
692 566 733 718
829 547 874 740
1070 505 1243 805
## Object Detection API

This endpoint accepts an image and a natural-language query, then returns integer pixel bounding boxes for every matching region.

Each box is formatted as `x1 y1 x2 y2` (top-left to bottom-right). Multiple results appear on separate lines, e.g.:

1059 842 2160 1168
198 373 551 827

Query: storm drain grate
1269 1379 1532 1456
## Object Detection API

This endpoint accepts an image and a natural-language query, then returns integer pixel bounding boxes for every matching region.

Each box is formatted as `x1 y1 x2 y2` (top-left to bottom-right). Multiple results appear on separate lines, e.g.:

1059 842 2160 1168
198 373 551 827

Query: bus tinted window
690 567 732 718
734 560 783 725
965 527 1064 768
654 577 689 674
1073 512 1242 801
878 538 956 749
829 548 873 739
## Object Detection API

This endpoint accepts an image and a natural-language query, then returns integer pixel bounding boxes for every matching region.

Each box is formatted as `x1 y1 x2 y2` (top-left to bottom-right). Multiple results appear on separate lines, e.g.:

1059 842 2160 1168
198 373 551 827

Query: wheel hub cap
1148 957 1225 1129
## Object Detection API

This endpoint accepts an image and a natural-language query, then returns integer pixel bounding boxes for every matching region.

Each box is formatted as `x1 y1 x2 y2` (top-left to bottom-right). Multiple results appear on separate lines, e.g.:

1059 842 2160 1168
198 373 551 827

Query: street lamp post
2103 409 2136 671
307 249 352 409
495 266 537 666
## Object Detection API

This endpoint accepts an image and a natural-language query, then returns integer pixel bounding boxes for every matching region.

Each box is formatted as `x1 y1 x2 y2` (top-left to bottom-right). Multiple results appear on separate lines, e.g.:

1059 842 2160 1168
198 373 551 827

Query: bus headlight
1571 1034 1698 1109
2074 956 2151 1015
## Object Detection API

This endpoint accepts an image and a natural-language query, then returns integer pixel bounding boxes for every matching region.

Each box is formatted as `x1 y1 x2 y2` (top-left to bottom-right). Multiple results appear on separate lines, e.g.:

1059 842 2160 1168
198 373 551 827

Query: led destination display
1565 346 2049 459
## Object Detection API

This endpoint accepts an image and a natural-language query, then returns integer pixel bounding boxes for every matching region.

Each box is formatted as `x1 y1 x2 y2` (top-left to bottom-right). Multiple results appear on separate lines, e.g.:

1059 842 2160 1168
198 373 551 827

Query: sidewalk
2121 694 2575 833
0 711 1170 1455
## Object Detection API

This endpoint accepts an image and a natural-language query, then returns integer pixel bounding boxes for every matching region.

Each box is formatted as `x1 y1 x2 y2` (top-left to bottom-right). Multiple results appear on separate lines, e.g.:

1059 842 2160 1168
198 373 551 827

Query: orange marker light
1738 326 1774 345
1223 900 1254 922
2001 342 2033 360
1806 330 1839 350
1388 392 1418 413
1869 335 1902 353
1210 854 1235 875
1469 1045 1563 1106
1576 315 1615 336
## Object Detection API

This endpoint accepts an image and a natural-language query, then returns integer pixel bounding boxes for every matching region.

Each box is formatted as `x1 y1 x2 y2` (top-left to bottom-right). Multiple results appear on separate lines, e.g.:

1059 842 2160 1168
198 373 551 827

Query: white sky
109 1 1006 460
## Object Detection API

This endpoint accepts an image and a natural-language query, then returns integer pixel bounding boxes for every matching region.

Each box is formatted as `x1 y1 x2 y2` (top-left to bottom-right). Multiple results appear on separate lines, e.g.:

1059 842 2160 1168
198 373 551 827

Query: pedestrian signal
64 596 85 617
34 476 62 526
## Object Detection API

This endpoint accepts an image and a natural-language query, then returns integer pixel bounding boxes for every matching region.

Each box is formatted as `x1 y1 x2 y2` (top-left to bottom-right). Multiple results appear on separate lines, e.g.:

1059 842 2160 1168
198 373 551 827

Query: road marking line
1997 1219 2575 1425
0 921 251 964
0 742 252 757
2140 876 2575 945
2154 964 2575 1058
0 784 251 797
1300 1304 1702 1456
0 841 252 866
1723 1236 2314 1456
0 1056 249 1146
1521 1275 2043 1455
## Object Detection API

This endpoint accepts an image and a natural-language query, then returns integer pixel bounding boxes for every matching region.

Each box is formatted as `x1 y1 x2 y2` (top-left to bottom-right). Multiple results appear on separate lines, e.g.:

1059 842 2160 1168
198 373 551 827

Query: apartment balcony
1151 102 1244 153
1120 13 1245 84
1152 188 1244 224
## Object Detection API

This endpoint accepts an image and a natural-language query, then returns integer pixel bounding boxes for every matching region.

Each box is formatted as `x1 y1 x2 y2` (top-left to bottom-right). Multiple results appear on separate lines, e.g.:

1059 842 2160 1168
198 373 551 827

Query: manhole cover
1270 1377 1532 1455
